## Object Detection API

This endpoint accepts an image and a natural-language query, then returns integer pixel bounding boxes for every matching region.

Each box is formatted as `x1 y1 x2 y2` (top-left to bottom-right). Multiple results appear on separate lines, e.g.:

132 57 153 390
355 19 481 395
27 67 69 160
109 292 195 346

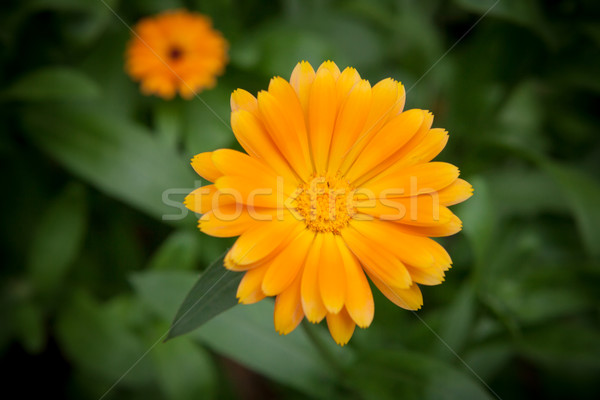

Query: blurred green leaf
13 299 45 354
433 284 476 361
541 162 600 259
455 176 496 272
146 230 200 271
151 334 217 400
351 349 495 400
55 291 154 386
130 270 197 319
27 182 87 297
22 105 196 225
192 303 340 398
155 101 184 149
1 67 100 101
166 252 242 340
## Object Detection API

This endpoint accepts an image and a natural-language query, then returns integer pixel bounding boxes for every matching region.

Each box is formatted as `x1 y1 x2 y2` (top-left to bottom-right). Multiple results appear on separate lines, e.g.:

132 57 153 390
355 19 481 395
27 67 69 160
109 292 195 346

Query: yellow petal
231 88 259 117
226 216 302 268
301 234 328 322
341 226 412 289
355 195 454 227
290 61 316 122
258 90 313 180
389 128 449 170
350 219 434 270
437 178 473 206
326 308 355 346
318 233 346 314
335 236 374 328
308 66 337 175
346 109 425 183
237 264 269 304
328 79 372 173
366 270 423 310
338 78 400 175
199 205 278 238
399 213 463 237
184 184 229 214
230 110 299 184
361 162 460 198
355 111 434 185
335 67 361 109
274 273 304 335
191 152 222 182
262 228 314 296
405 264 446 286
316 60 341 80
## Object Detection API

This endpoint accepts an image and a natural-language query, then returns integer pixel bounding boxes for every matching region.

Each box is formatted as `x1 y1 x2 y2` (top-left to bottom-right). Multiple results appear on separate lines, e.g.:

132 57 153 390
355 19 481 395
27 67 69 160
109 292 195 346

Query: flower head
185 61 473 345
126 10 227 99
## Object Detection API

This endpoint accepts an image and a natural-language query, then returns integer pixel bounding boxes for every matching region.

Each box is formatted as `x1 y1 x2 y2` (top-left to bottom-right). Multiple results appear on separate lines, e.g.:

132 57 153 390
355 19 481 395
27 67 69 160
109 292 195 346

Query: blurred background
1 0 599 399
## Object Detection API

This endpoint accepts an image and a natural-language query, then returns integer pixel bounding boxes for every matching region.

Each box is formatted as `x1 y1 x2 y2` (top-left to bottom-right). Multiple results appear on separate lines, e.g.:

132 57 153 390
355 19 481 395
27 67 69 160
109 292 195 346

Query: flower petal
290 61 316 122
328 79 372 173
366 270 423 310
225 216 302 268
438 178 474 206
301 234 328 322
361 162 460 198
308 66 337 175
335 236 374 328
262 228 314 296
341 226 412 289
237 264 269 304
230 110 299 183
199 205 278 238
318 233 346 314
231 88 259 117
326 308 355 346
355 195 454 227
274 273 304 335
191 152 222 182
346 109 425 183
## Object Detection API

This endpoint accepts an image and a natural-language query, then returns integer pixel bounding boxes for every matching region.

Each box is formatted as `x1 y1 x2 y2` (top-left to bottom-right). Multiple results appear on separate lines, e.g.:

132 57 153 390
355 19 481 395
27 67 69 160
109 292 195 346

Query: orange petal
262 228 314 296
316 61 341 80
231 88 259 117
393 128 449 169
274 273 304 335
328 79 372 173
398 213 463 237
308 66 337 175
335 67 361 109
226 216 302 268
258 90 313 180
355 195 454 227
361 162 460 198
290 61 316 122
301 234 328 322
437 178 473 206
199 205 278 238
335 236 374 328
366 270 423 310
341 226 412 289
326 308 355 346
404 264 446 286
230 110 299 184
184 184 226 214
318 233 346 314
346 109 425 183
237 264 269 304
191 152 222 182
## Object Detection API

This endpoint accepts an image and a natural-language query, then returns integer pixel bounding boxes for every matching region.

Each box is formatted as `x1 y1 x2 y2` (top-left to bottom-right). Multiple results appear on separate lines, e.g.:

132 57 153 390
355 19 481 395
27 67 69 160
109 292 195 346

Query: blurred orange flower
126 10 227 99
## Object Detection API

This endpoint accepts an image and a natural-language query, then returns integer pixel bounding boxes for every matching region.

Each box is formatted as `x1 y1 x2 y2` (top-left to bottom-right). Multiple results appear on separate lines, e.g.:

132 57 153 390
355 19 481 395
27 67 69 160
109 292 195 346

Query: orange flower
185 61 473 345
125 10 227 99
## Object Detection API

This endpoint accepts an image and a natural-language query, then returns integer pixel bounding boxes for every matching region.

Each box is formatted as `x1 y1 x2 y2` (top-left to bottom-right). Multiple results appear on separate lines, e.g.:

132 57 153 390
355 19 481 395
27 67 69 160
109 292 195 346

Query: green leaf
146 230 201 271
130 270 198 319
151 334 217 400
2 67 100 101
350 349 495 400
433 283 476 360
191 303 340 398
21 105 197 225
13 299 45 354
541 161 600 260
166 252 243 340
27 182 87 297
55 291 154 386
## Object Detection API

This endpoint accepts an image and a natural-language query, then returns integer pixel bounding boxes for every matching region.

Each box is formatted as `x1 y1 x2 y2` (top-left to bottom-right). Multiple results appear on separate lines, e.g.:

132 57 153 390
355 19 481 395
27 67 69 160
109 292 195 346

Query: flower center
294 176 355 234
168 46 184 61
